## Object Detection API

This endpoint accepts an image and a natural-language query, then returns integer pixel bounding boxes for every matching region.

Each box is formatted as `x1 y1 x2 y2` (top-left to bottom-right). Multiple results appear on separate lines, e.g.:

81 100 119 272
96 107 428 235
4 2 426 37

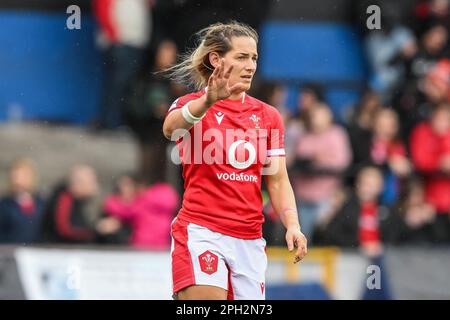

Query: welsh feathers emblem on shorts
199 250 218 275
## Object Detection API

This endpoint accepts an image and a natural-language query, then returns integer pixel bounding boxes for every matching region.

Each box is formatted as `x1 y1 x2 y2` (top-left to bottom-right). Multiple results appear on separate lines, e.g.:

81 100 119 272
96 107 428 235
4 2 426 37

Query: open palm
206 59 246 105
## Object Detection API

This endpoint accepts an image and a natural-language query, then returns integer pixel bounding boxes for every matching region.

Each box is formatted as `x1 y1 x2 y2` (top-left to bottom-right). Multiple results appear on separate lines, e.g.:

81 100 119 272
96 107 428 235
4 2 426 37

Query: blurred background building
1 0 450 299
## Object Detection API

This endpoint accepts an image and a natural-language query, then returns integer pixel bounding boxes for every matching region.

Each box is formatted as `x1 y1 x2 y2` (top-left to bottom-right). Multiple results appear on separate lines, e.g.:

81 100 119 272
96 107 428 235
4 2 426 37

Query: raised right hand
205 58 246 106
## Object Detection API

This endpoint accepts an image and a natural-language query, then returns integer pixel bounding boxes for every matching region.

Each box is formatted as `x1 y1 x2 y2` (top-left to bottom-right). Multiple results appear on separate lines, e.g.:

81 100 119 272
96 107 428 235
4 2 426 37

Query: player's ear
209 52 221 68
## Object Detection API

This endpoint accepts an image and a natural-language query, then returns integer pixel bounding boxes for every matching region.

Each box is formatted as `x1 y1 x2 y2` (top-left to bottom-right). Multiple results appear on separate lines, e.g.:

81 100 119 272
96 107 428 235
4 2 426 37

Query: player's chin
240 80 252 91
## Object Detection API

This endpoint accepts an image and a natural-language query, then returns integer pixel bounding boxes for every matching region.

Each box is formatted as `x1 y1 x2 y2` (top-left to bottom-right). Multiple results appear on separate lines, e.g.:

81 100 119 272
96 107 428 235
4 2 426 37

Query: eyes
237 56 258 62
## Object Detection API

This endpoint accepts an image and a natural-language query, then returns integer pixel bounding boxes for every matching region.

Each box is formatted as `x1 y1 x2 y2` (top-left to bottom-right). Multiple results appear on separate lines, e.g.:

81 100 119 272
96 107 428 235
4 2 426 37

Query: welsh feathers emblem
249 114 261 129
198 250 218 275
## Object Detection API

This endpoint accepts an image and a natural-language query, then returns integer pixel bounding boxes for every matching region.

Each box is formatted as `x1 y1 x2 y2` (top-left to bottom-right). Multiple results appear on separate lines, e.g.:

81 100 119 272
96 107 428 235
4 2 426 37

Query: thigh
176 285 227 300
226 237 268 300
171 219 229 297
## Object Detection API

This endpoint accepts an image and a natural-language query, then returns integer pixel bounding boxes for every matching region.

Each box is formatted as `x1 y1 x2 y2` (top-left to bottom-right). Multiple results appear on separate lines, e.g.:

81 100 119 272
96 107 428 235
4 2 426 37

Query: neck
374 135 391 142
229 91 244 101
14 190 31 196
358 195 377 204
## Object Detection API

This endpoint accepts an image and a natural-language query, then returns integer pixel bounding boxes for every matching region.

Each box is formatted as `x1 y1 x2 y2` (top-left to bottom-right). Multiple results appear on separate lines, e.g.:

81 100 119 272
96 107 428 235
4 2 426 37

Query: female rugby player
163 21 307 300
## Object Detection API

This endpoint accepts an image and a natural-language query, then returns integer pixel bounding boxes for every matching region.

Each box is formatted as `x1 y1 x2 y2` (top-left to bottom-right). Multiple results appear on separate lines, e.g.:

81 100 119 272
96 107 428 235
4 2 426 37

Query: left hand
286 227 308 263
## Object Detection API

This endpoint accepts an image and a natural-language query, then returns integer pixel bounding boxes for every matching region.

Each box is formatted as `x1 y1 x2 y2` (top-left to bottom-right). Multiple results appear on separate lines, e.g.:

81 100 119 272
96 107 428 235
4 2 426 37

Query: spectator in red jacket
40 165 101 244
349 108 412 205
313 166 386 257
410 103 450 242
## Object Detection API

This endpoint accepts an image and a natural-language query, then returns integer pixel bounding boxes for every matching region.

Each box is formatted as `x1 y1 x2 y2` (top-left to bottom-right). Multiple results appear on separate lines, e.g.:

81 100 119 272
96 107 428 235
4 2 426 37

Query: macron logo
215 111 224 125
168 98 179 112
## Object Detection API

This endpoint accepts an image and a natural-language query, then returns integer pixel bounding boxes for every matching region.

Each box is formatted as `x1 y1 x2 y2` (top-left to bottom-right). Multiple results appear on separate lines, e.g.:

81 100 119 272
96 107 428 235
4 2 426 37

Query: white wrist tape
181 102 205 124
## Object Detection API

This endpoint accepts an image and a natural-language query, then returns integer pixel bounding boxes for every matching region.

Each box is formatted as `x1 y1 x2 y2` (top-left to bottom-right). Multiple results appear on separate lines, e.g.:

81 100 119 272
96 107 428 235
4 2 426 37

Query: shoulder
246 95 283 125
0 197 16 215
0 196 13 206
246 95 277 113
176 90 204 105
342 193 361 214
412 122 431 136
330 125 349 138
33 193 44 203
148 183 178 196
167 90 204 115
144 183 180 205
0 194 17 202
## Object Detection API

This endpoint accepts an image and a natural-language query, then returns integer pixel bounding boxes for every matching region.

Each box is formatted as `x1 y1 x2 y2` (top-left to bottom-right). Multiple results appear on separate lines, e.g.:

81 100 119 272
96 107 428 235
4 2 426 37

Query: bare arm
162 95 211 139
265 157 308 263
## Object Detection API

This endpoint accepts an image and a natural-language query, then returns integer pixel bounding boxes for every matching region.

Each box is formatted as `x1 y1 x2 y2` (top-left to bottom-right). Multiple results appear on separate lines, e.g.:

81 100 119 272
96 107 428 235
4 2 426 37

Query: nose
245 60 256 72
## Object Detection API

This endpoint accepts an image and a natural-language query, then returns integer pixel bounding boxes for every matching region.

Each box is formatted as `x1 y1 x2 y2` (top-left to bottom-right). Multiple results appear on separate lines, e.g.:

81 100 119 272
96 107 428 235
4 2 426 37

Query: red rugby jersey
166 89 285 239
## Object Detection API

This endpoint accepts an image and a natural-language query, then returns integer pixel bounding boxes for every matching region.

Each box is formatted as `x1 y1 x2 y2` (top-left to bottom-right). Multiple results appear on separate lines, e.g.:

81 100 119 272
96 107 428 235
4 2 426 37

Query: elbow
163 128 172 140
163 116 190 141
162 121 173 140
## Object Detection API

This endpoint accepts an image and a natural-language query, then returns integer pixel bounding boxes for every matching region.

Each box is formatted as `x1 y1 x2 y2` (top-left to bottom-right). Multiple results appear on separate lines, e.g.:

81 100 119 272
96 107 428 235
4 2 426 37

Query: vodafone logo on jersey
215 139 259 183
216 172 258 183
228 139 256 170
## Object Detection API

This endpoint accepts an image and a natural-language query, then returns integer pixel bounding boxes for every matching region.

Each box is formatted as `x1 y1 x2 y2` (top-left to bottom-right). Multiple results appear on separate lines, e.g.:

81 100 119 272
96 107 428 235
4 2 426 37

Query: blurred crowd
263 0 450 255
1 0 450 255
0 159 180 250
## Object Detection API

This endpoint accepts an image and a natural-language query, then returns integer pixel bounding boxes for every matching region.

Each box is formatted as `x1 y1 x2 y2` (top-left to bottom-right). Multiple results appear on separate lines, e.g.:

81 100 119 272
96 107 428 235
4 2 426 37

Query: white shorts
170 217 267 300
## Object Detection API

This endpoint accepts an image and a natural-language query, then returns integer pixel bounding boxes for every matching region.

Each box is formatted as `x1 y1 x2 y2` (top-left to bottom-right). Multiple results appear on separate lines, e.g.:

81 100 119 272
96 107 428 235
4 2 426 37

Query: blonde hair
165 21 258 90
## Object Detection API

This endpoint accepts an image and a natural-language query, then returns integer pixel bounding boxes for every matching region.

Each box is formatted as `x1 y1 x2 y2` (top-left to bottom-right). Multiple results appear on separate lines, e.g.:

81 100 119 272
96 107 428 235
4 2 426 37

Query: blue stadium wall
259 21 368 122
0 8 102 124
0 0 372 125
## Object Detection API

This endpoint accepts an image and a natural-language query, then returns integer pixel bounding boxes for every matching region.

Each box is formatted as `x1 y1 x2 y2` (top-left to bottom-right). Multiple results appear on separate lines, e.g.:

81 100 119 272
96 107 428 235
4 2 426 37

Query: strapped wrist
181 102 205 124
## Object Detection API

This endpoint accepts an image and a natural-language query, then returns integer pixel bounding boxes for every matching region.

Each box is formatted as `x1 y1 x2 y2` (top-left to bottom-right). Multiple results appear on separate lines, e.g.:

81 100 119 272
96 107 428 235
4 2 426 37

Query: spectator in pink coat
290 104 352 242
97 173 180 250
